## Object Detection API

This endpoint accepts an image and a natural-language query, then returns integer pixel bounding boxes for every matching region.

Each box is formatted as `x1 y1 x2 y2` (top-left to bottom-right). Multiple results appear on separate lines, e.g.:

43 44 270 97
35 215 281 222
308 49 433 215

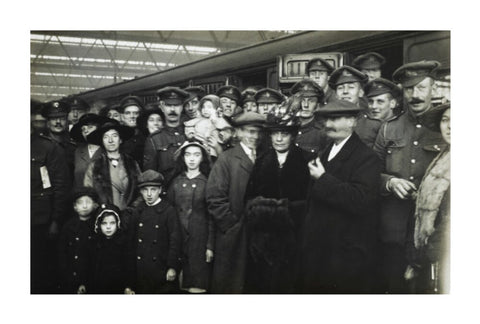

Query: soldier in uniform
241 89 258 113
42 100 77 185
118 95 146 168
355 78 402 148
143 87 189 186
352 52 386 82
255 88 285 116
329 65 369 109
216 85 242 117
31 100 70 293
372 60 446 293
66 97 90 130
306 57 335 105
289 79 330 161
183 86 206 120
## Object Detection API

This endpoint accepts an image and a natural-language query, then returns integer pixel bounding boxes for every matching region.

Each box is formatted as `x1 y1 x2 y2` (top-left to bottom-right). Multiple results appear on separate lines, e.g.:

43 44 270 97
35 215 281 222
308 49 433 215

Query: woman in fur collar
244 108 310 293
84 120 141 211
406 103 450 293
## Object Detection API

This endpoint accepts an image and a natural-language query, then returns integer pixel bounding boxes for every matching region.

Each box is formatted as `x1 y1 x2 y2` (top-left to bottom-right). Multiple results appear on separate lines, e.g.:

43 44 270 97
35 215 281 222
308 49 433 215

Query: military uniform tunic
143 126 185 185
355 112 383 148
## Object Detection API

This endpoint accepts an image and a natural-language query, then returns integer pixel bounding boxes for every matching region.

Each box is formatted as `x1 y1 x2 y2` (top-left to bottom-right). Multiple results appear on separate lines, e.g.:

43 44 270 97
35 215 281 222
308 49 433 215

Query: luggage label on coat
40 166 51 189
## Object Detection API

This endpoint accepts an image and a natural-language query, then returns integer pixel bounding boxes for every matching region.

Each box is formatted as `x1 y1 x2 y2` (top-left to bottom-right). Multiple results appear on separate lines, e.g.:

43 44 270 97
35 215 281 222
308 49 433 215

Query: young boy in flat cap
57 187 99 293
129 170 182 293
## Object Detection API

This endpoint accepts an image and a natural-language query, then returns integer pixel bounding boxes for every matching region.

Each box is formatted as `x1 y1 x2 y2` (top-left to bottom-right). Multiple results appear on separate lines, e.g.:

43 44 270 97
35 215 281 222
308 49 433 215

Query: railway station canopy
30 31 299 102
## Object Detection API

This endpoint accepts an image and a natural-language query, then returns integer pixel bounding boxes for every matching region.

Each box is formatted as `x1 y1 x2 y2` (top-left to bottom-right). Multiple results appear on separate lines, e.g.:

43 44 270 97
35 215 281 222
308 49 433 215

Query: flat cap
157 87 190 105
328 66 369 88
255 88 285 104
364 78 402 99
315 99 362 117
392 60 441 87
216 85 241 103
306 58 335 74
353 52 386 70
138 169 165 188
230 111 266 128
290 78 325 98
42 100 70 118
184 86 206 101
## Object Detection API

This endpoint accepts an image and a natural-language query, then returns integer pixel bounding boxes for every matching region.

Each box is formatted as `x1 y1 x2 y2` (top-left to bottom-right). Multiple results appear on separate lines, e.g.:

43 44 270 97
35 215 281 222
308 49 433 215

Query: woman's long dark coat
299 132 381 293
244 146 310 293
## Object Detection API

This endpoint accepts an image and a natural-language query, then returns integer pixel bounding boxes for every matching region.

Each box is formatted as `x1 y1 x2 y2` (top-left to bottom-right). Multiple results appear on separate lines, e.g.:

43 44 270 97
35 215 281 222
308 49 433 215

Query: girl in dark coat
90 204 135 294
244 111 310 293
169 139 214 293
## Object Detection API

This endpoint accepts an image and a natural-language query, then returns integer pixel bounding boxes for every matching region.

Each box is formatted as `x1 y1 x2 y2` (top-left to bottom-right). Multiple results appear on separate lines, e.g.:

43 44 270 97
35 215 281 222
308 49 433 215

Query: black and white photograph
5 1 479 323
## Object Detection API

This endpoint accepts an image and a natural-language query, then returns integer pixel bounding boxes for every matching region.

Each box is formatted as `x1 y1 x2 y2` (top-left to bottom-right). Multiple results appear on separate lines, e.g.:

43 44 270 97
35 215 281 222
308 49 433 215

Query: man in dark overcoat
206 111 266 293
299 100 381 293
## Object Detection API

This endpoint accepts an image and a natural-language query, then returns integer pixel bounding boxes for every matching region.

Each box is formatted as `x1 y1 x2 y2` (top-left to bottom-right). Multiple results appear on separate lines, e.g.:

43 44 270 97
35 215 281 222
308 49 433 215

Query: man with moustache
289 79 330 161
306 57 335 105
143 87 189 186
355 78 402 148
206 111 266 293
299 99 381 293
42 100 77 183
373 60 447 293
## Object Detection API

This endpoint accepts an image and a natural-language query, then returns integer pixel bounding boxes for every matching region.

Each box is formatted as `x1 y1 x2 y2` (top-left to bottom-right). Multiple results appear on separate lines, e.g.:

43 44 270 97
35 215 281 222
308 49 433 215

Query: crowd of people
30 52 450 294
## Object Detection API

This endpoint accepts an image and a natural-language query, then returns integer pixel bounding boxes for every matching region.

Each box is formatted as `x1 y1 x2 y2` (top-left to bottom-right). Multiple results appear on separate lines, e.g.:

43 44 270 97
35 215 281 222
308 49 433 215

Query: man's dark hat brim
86 120 135 146
315 99 362 117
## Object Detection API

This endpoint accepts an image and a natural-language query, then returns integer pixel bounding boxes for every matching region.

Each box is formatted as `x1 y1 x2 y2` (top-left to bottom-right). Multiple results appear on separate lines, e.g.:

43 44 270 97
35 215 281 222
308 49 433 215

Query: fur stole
414 147 450 248
91 151 139 207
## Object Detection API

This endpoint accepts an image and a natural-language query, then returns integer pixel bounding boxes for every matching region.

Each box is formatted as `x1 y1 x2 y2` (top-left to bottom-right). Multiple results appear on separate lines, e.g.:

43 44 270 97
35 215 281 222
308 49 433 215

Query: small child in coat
58 187 98 294
90 204 135 294
131 170 182 293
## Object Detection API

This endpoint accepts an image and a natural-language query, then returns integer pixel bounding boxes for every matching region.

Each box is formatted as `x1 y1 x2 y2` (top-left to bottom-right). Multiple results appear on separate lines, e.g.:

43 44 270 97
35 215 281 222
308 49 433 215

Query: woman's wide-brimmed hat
264 111 301 134
69 113 111 143
86 119 135 146
423 103 450 132
173 139 210 161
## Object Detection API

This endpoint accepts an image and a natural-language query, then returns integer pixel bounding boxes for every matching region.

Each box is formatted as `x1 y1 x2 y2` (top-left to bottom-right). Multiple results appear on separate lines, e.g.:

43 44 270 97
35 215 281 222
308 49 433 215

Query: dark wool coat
244 146 310 293
168 173 214 291
206 144 253 293
129 200 182 294
73 144 102 188
57 216 95 293
299 132 381 293
90 230 135 294
121 130 146 170
83 151 140 210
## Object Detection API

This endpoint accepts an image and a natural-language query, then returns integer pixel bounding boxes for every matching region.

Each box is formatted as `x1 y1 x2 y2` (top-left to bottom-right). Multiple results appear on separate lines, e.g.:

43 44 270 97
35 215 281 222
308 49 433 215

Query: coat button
73 272 77 276
153 240 157 244
416 124 422 128
311 149 315 153
174 132 179 136
192 183 197 188
298 131 302 135
409 176 414 180
411 159 416 164
75 237 79 241
155 225 159 228
138 238 142 243
74 255 78 260
178 142 182 145
137 256 141 260
139 223 143 227
434 144 440 151
295 143 299 146
387 150 392 154
152 257 157 261
413 141 418 146
182 183 186 187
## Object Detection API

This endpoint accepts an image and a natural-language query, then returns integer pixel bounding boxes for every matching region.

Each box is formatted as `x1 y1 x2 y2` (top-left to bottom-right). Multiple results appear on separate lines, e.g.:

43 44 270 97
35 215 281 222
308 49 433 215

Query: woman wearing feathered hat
83 119 141 211
244 104 310 293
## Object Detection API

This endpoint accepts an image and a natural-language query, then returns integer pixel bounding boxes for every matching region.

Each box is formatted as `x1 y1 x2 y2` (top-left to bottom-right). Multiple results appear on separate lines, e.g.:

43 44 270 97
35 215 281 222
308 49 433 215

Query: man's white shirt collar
328 134 352 161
